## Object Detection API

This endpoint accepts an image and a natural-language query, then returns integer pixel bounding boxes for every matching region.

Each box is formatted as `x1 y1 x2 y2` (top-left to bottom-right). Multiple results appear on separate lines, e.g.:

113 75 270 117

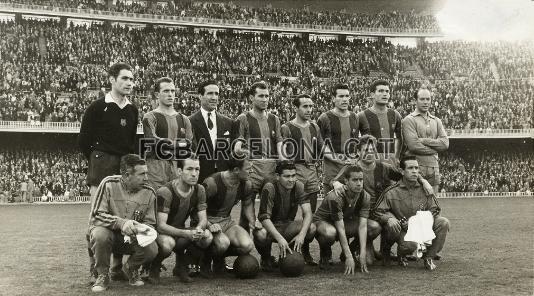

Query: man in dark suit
189 80 236 183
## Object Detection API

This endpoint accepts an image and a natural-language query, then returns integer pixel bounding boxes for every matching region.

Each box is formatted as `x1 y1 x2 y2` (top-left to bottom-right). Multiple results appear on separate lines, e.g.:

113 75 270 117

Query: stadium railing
0 120 80 132
1 121 532 138
0 2 444 37
436 192 533 198
446 129 534 138
11 192 528 203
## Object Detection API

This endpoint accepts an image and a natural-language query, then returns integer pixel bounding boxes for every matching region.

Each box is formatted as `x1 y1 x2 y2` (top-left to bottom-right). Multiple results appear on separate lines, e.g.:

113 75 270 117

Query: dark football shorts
86 150 121 187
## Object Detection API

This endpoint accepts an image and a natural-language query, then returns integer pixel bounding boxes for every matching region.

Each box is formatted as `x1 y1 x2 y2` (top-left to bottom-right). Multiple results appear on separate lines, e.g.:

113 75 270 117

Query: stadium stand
0 147 88 203
4 0 441 31
0 9 532 202
1 20 532 129
440 151 534 194
0 147 532 202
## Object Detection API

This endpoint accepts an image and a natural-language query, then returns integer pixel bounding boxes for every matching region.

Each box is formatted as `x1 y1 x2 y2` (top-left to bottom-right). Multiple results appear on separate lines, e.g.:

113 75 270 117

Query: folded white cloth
136 224 158 247
404 211 436 257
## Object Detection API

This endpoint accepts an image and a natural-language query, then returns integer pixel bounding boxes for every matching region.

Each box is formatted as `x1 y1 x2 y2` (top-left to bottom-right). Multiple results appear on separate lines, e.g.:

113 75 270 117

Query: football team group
81 62 450 292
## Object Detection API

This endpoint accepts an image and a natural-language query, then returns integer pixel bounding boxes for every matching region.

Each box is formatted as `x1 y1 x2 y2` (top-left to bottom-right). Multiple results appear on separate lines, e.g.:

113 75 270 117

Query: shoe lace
95 274 108 286
130 268 141 281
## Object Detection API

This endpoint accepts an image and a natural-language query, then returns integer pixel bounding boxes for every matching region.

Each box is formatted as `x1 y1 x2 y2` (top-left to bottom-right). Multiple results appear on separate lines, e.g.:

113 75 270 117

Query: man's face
126 164 148 191
178 159 200 186
251 88 269 111
359 141 377 164
372 84 390 106
296 97 313 121
333 88 350 111
156 82 176 107
110 69 134 96
402 160 420 182
237 160 252 181
416 89 432 113
345 171 364 193
278 169 297 190
200 84 219 111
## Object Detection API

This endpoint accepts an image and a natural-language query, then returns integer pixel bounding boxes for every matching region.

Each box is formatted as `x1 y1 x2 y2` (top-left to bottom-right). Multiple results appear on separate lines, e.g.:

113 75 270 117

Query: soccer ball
233 254 260 279
279 252 305 277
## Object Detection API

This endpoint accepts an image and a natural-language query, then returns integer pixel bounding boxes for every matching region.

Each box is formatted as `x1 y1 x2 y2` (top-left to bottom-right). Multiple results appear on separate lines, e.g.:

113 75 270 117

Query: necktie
207 112 214 130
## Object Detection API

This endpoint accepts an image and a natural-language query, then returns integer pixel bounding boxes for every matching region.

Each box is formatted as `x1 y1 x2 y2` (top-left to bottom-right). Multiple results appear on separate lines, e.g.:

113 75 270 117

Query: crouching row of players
87 152 450 292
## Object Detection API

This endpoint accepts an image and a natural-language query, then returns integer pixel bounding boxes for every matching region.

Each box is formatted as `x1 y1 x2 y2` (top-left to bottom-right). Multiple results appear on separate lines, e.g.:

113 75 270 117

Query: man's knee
211 233 230 256
233 234 254 254
306 222 317 240
196 230 213 249
434 216 450 232
237 238 254 255
90 227 113 246
367 219 382 239
156 235 176 256
315 222 336 244
253 228 269 246
384 223 402 240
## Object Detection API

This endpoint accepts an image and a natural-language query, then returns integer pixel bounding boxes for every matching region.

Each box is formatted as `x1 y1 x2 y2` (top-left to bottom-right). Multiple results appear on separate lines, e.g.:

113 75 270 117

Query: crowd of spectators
439 151 534 193
1 19 532 129
414 41 534 80
0 148 89 203
6 0 441 31
1 146 532 203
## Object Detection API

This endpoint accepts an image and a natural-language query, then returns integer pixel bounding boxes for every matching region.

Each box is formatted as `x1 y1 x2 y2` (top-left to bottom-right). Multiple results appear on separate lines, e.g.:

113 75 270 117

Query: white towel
123 224 158 247
404 211 436 258
136 224 158 247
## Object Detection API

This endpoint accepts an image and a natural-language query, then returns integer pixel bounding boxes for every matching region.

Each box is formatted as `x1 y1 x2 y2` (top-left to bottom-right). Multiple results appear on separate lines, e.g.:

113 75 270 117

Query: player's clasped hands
190 227 205 241
208 223 222 233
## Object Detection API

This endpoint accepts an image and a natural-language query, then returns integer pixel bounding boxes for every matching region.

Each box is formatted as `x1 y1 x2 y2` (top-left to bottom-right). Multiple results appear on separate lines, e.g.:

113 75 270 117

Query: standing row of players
79 63 451 292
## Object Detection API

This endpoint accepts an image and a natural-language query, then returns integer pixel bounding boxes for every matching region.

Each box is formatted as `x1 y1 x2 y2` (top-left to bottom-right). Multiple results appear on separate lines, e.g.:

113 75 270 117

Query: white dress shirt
200 107 217 148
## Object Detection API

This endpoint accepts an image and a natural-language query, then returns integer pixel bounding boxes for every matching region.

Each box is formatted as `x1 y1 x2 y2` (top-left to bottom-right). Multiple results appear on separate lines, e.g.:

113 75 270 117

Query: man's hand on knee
209 223 222 233
386 217 401 235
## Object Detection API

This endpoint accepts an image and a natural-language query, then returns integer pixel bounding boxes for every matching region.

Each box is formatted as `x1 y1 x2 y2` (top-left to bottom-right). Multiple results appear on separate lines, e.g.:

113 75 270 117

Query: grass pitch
0 198 532 296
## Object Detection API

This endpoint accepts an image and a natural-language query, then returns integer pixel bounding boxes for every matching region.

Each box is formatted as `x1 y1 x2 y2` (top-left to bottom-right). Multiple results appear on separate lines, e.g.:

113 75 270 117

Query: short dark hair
369 79 390 93
276 160 296 175
154 77 174 93
400 156 418 170
176 153 199 169
249 81 268 97
108 62 133 79
197 80 218 96
120 154 146 175
343 165 363 179
332 83 349 97
292 94 312 108
227 157 248 171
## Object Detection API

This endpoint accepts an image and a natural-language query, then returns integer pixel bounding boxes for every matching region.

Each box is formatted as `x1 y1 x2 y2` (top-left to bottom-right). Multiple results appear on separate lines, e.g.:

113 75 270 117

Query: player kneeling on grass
330 135 434 264
201 158 259 276
373 156 449 271
88 154 158 292
253 161 316 271
147 155 213 284
313 165 370 274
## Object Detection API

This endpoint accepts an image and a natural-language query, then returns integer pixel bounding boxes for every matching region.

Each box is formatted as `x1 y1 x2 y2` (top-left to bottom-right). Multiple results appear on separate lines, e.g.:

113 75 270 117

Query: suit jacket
189 110 236 183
